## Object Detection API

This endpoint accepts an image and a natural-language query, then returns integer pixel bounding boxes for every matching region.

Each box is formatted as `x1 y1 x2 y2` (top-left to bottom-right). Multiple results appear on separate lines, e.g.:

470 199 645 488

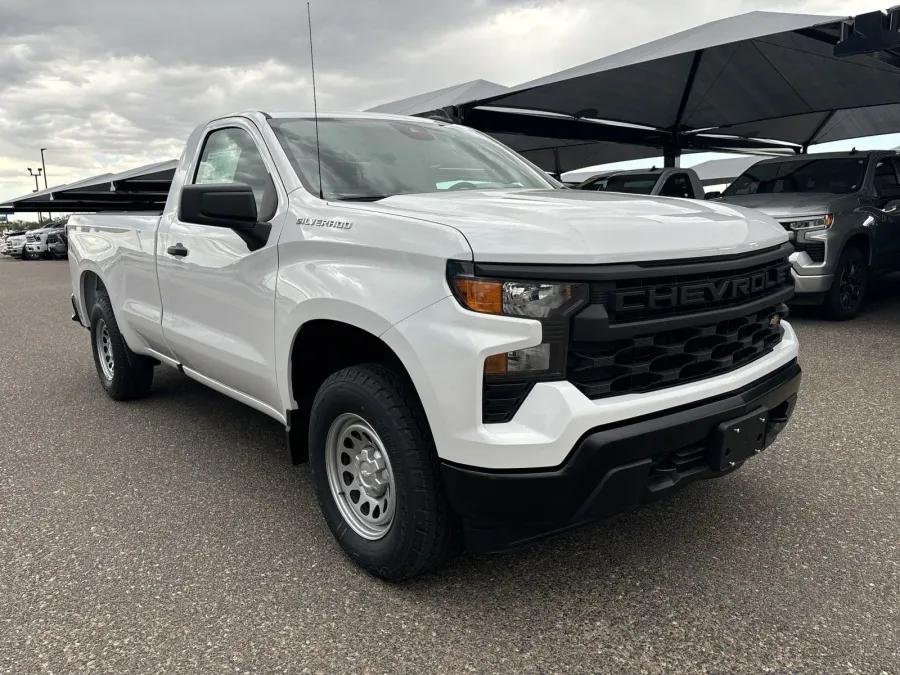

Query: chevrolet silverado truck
574 167 705 199
68 111 801 579
716 151 900 320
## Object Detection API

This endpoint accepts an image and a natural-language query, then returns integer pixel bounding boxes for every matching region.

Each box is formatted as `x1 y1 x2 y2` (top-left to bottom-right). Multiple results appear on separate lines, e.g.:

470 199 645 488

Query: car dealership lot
1 258 898 674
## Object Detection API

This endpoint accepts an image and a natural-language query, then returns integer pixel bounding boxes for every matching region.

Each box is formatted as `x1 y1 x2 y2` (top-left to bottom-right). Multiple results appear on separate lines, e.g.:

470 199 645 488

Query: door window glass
195 128 272 211
659 173 692 198
873 159 900 197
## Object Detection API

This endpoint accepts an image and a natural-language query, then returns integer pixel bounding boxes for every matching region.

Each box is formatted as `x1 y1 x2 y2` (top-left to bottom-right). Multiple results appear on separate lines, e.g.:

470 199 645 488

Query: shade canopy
367 79 508 116
1 160 176 213
368 9 900 173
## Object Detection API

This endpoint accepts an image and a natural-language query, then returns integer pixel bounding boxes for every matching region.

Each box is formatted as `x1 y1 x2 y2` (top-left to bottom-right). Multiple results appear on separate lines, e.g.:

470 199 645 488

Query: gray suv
716 151 900 320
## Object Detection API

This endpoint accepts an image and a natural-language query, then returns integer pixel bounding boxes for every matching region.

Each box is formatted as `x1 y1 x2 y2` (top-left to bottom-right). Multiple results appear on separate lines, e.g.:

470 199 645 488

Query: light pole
40 148 48 189
28 167 43 224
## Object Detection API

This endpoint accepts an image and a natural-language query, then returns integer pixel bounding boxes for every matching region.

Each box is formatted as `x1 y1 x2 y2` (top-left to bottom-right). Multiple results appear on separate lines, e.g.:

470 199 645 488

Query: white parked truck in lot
68 111 801 579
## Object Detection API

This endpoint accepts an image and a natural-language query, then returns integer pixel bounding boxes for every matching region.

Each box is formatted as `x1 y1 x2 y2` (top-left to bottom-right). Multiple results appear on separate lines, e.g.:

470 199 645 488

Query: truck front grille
567 304 786 399
566 244 794 401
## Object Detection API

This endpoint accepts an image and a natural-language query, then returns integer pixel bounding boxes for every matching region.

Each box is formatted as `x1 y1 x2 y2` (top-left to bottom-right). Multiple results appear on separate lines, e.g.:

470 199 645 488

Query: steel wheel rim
325 413 396 540
839 260 863 309
96 319 115 380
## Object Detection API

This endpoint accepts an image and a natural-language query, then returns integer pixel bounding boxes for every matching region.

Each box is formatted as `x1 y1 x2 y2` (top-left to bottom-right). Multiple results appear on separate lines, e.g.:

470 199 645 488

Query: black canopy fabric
1 160 176 213
369 10 900 173
367 79 509 116
472 13 848 135
466 10 900 156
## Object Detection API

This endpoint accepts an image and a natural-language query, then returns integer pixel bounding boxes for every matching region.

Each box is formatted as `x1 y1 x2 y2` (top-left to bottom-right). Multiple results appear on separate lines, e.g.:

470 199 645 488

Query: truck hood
349 189 787 264
715 193 842 220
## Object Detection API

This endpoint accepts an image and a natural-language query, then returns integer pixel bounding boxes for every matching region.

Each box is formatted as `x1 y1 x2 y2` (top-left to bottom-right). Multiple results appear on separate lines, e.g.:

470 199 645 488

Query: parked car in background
23 221 67 260
2 230 27 257
715 151 900 320
574 167 704 199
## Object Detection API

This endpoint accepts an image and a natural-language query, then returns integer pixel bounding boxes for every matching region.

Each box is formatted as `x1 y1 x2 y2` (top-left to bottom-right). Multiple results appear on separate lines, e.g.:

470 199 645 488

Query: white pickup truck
68 111 801 579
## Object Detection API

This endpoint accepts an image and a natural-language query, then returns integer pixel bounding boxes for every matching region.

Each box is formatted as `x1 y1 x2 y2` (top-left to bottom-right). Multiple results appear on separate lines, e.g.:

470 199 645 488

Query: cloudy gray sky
0 0 886 205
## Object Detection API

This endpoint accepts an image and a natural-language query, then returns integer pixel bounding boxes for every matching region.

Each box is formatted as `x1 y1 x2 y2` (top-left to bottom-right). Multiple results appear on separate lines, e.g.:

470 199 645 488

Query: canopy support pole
664 50 703 169
674 50 704 130
664 146 681 167
802 110 836 152
553 148 562 180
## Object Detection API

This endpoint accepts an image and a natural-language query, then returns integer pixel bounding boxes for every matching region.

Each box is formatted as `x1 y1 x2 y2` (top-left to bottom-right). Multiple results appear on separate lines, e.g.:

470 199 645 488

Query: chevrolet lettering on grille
612 262 792 313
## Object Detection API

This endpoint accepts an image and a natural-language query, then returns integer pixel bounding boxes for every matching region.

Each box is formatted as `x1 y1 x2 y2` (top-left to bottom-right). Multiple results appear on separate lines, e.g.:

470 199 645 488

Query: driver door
157 119 289 415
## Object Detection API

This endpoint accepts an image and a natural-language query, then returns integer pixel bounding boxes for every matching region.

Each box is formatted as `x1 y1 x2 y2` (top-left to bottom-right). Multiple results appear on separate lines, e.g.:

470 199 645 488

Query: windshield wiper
334 195 390 202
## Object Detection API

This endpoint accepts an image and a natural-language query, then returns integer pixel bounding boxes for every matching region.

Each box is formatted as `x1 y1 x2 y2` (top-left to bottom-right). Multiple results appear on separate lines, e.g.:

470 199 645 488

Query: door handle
167 243 189 258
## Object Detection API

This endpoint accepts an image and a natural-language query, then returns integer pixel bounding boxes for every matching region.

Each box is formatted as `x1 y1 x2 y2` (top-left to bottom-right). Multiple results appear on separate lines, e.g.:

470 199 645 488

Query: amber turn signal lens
452 278 503 314
484 352 508 376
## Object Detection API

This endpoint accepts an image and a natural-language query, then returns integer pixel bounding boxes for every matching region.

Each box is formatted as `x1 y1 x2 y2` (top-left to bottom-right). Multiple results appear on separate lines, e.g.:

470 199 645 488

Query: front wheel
309 363 459 580
822 246 867 321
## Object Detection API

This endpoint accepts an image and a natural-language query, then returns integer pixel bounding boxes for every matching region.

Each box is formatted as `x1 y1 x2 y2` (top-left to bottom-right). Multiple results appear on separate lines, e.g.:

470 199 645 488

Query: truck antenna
307 2 324 200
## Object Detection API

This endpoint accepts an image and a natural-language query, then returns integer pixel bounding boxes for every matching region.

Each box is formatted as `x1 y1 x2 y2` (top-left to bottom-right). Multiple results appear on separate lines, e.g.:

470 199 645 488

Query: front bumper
25 243 48 254
442 359 801 553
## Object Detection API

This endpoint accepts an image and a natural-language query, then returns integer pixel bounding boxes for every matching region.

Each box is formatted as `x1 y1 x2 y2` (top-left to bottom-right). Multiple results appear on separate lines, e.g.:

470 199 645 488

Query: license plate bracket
710 408 769 471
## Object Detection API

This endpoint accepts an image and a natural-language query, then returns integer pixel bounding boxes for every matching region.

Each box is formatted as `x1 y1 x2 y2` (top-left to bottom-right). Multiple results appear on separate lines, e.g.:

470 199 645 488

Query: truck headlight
785 214 833 231
447 261 587 378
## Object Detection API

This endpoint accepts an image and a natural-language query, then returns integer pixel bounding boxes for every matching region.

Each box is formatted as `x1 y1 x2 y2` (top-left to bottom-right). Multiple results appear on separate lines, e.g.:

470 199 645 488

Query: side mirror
179 183 258 229
704 191 721 200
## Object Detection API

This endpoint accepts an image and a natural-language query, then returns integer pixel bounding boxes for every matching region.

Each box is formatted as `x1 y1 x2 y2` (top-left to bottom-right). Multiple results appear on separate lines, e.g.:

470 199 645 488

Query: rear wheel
309 363 459 580
89 293 155 400
822 246 867 321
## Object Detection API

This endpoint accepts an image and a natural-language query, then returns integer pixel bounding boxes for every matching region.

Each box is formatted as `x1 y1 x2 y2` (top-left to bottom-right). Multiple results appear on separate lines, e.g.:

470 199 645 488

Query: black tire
89 292 155 400
309 363 459 580
821 246 868 321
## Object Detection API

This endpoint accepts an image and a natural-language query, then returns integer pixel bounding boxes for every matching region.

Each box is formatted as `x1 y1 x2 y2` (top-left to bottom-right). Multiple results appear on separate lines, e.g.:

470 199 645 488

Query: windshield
579 173 658 195
722 157 868 196
269 117 555 200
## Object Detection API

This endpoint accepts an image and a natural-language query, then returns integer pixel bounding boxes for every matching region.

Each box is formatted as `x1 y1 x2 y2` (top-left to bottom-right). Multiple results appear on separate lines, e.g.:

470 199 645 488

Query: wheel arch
80 269 108 320
284 318 427 465
843 231 872 265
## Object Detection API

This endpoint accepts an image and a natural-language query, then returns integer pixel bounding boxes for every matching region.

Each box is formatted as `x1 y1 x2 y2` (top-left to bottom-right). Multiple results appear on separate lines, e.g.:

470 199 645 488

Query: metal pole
40 148 48 189
663 147 681 168
28 168 43 224
34 174 43 225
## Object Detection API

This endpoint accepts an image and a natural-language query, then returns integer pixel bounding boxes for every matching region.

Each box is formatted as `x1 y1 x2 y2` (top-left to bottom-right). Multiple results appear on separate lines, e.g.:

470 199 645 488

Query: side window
194 128 274 214
659 173 692 198
872 158 899 197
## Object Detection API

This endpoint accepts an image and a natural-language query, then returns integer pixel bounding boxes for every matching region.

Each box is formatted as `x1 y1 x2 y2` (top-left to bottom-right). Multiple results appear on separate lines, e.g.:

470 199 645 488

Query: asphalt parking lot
0 257 898 674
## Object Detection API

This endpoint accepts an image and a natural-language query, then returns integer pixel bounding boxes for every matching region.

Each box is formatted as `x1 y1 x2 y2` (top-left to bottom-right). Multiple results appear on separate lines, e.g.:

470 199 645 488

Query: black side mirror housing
179 183 258 229
704 191 721 200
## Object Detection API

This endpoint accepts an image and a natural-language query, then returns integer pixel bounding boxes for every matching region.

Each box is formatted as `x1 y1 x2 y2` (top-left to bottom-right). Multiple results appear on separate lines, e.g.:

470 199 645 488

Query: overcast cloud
0 0 885 204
